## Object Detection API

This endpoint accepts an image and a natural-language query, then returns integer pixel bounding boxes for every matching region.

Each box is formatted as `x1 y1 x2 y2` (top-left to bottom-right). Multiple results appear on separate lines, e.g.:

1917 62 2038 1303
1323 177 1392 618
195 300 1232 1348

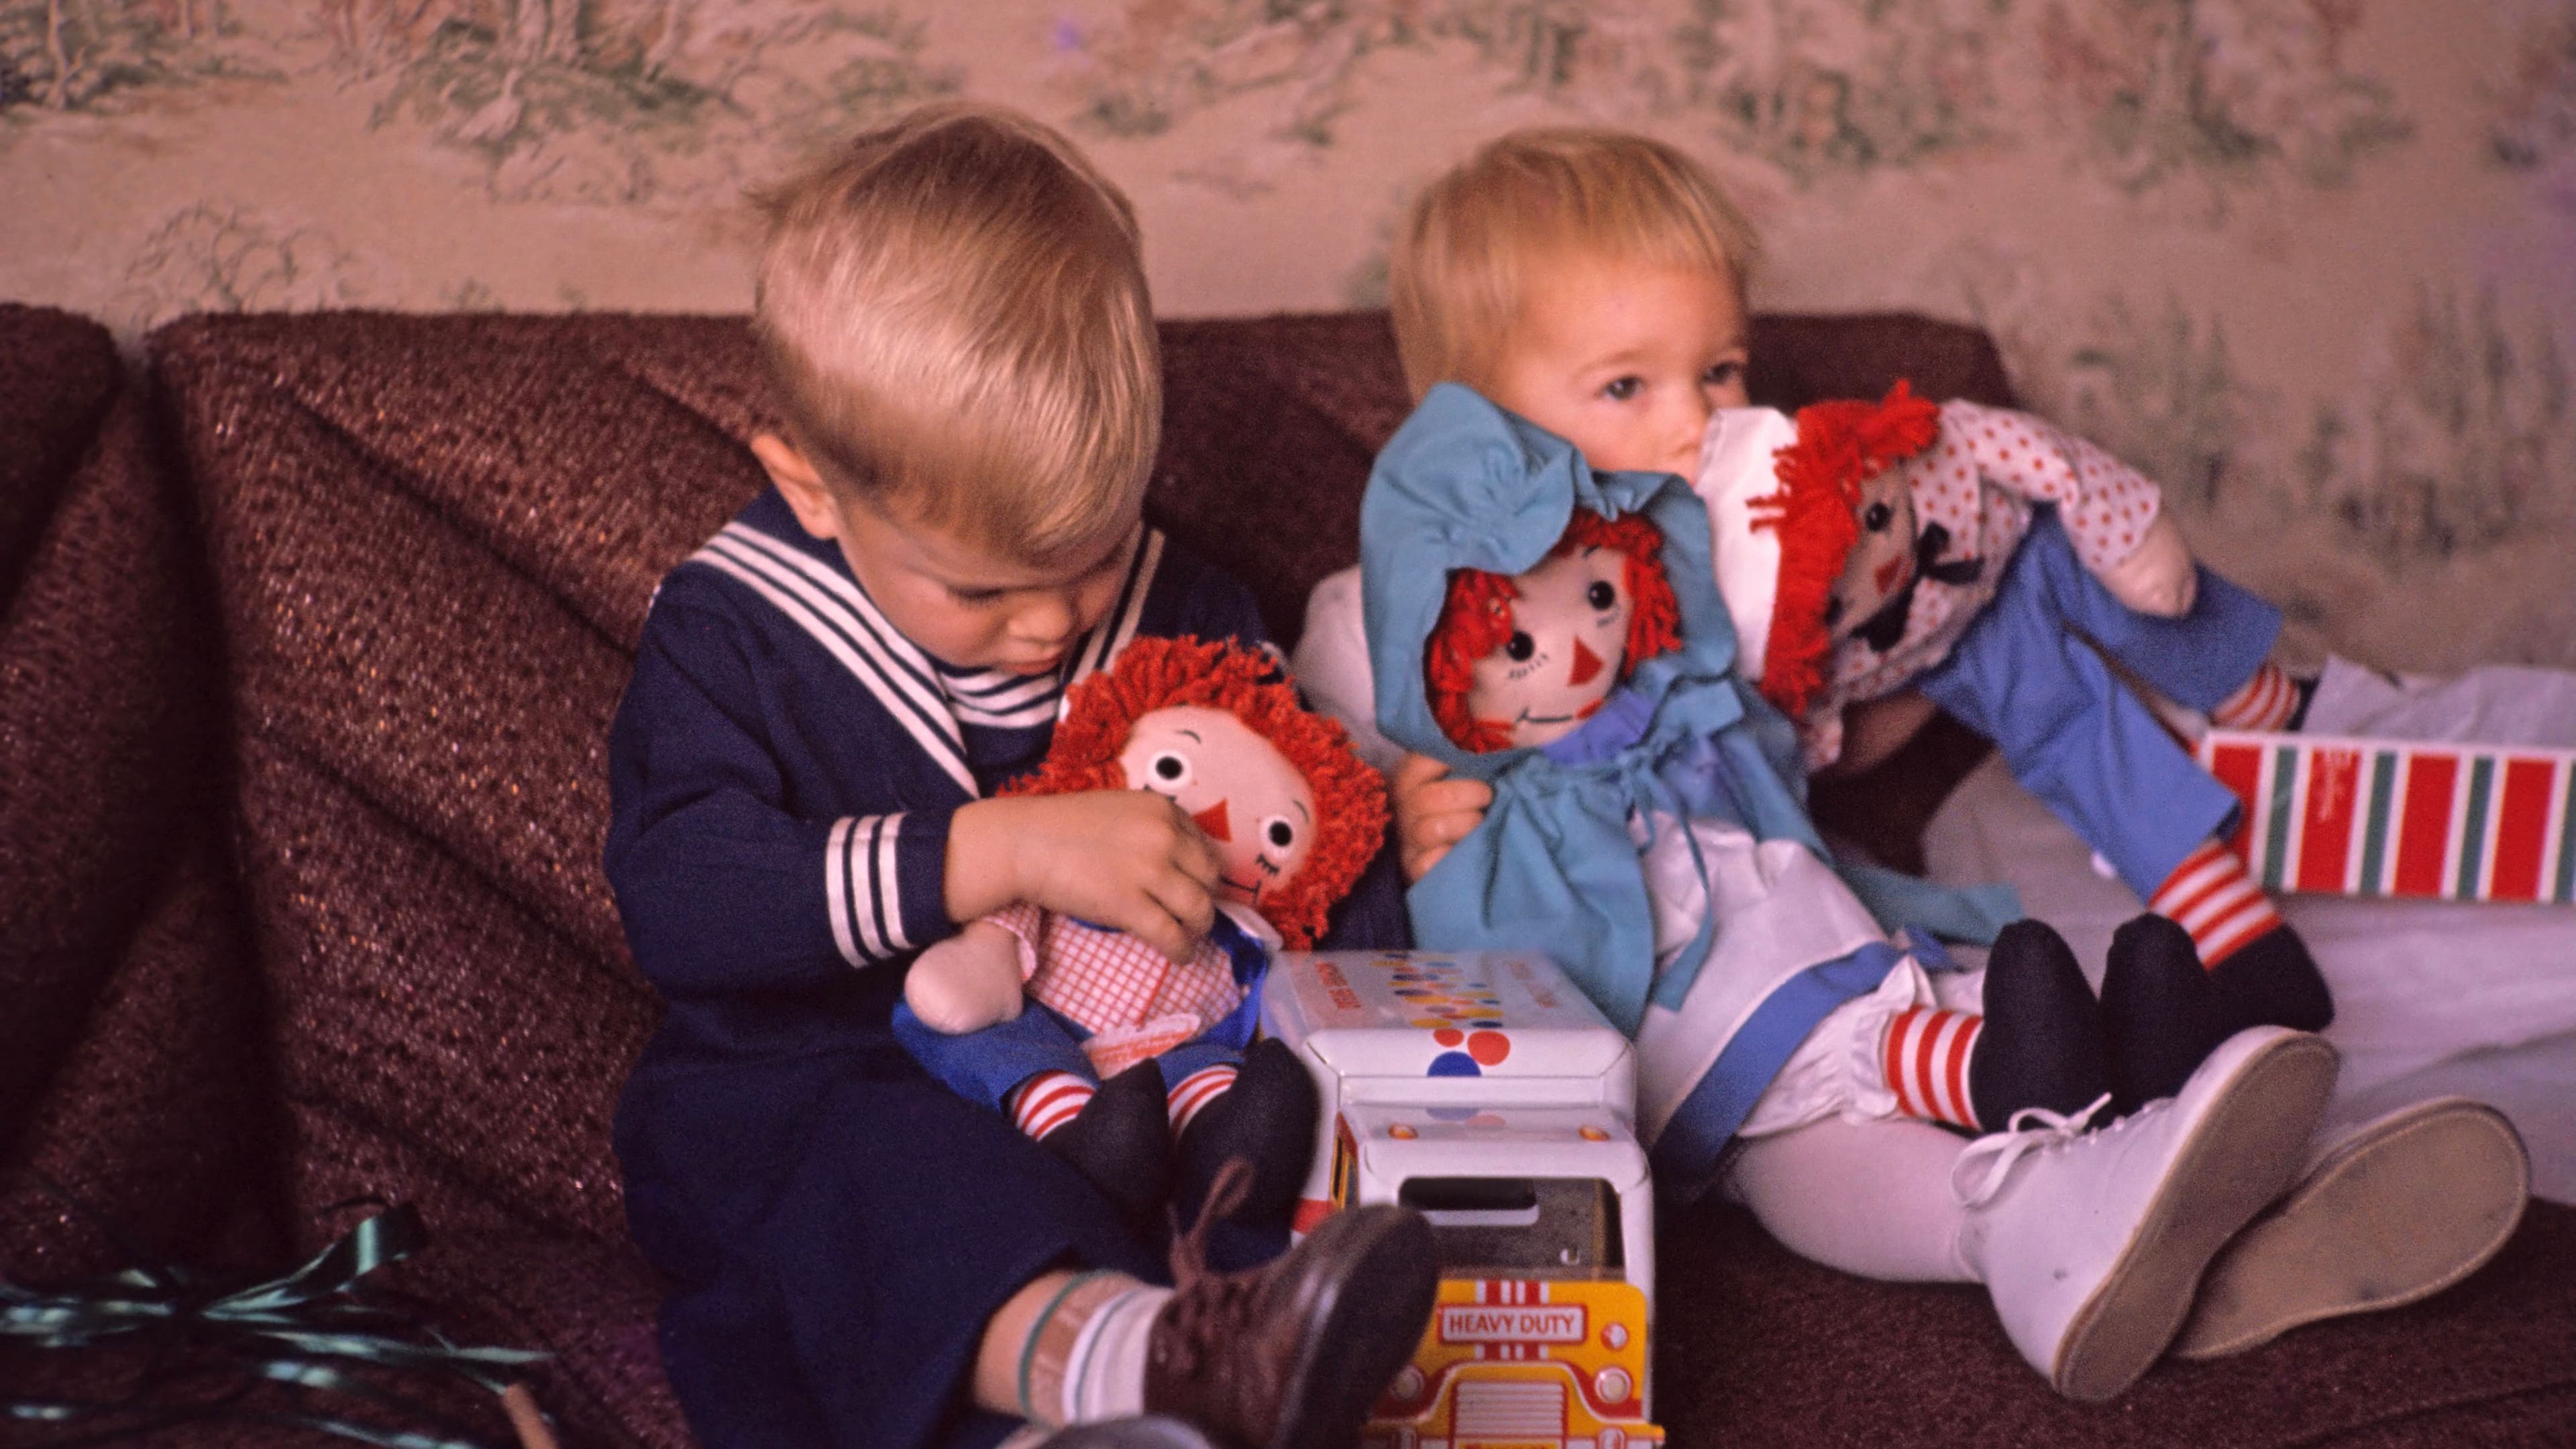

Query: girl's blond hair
1389 127 1763 400
752 103 1158 563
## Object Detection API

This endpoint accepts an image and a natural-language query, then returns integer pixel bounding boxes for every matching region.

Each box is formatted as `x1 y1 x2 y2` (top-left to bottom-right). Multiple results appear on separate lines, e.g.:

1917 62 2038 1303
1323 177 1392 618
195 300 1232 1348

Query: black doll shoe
1175 1038 1318 1228
1970 919 2112 1126
2208 923 2335 1036
2100 914 2237 1112
1047 1060 1172 1230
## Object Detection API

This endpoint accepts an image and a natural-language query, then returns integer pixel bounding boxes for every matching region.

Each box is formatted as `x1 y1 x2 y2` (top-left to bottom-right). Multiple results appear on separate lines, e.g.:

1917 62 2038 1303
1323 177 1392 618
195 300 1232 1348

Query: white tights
1723 1109 1980 1284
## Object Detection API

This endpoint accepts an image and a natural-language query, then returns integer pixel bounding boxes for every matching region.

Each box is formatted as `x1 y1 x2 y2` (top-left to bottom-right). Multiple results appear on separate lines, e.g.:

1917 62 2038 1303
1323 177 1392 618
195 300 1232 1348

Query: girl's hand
1391 752 1493 883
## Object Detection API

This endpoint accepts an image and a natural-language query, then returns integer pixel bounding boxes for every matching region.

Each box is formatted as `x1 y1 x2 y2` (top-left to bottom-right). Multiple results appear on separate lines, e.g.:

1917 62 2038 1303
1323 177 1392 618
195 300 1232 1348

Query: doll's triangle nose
1192 800 1232 842
1568 637 1604 687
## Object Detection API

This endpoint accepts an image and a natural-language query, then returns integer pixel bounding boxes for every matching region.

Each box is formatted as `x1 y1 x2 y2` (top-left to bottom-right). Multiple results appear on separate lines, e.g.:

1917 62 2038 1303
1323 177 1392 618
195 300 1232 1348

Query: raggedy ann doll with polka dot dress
896 635 1387 1230
1699 382 2331 1105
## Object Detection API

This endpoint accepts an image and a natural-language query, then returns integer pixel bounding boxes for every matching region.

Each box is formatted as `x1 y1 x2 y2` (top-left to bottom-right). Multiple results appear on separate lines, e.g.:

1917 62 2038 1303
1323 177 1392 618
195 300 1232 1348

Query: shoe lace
1155 1158 1258 1382
1950 1093 2115 1208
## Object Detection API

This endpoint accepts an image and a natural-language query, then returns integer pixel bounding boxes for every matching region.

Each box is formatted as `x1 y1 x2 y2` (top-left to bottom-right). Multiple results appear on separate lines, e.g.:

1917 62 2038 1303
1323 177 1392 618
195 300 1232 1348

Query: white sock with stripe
1012 1071 1095 1142
1059 1279 1171 1424
2150 840 2285 967
2210 663 2300 731
1010 1270 1175 1431
1882 1008 1986 1132
1166 1063 1237 1136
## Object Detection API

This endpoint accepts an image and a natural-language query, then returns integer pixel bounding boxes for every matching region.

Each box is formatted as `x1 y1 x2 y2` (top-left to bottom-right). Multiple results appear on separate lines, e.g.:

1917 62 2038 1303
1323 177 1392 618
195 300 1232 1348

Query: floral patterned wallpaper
5 0 2571 672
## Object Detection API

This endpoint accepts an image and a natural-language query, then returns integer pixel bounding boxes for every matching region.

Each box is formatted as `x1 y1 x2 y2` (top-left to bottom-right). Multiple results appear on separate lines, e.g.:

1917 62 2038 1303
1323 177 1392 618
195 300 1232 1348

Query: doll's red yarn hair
1423 510 1682 753
1005 635 1388 949
1751 380 1941 718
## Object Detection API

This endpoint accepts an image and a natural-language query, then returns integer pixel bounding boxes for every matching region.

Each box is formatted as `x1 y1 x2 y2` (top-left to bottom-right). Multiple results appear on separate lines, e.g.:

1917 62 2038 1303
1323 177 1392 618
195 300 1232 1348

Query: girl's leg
1723 1115 1978 1282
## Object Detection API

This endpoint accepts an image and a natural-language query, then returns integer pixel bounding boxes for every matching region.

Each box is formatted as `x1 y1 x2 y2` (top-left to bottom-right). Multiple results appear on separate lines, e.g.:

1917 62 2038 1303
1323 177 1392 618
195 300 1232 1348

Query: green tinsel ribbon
3 1201 549 1448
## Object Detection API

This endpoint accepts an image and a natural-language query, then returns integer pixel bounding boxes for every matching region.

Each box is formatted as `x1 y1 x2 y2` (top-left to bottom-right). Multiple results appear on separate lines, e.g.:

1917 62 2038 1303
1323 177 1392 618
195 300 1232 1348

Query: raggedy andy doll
1358 380 2337 1402
897 636 1388 1229
1697 382 2332 1103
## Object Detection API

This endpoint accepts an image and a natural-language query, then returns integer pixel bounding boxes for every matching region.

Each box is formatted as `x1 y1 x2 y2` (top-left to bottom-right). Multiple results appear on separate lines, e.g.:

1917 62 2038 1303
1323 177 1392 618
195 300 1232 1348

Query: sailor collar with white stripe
685 515 1167 798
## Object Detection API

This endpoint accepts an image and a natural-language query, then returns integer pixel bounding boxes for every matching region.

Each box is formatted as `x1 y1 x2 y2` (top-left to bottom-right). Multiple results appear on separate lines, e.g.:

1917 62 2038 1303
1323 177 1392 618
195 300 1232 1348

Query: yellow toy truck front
1261 950 1664 1449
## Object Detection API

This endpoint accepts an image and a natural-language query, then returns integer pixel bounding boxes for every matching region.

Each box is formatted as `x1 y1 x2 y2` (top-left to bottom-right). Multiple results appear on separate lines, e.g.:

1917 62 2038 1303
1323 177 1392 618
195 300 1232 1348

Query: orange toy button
1388 1123 1418 1140
1580 1125 1611 1141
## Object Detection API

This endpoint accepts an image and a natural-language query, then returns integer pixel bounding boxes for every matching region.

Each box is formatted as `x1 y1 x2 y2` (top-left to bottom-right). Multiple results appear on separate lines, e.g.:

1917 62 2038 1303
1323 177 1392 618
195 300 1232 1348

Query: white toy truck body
1262 949 1664 1449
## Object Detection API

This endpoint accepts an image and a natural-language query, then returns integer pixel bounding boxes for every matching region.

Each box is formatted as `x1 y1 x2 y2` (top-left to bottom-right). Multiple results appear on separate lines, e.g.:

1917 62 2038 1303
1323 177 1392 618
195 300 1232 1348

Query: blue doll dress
1356 384 2019 1198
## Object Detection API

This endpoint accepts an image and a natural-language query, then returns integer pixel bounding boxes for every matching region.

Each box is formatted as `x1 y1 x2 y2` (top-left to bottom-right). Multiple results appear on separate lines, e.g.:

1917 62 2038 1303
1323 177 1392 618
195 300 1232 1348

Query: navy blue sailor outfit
605 488 1387 1449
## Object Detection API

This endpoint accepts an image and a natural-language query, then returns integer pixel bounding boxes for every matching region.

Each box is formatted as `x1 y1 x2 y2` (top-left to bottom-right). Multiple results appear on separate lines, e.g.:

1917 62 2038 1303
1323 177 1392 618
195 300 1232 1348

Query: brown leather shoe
1143 1161 1436 1449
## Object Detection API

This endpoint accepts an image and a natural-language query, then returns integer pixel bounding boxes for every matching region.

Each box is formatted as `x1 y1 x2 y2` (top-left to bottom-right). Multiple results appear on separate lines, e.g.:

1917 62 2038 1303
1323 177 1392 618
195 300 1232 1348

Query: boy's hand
947 792 1220 963
2098 512 2198 618
904 920 1026 1034
1392 752 1492 883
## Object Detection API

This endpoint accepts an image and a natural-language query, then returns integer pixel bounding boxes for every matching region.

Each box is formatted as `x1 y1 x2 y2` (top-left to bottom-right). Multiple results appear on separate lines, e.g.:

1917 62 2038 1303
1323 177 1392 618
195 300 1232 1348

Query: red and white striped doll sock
1882 1008 1987 1132
1011 1070 1096 1142
2210 663 2302 731
2149 840 2284 968
1165 1063 1238 1137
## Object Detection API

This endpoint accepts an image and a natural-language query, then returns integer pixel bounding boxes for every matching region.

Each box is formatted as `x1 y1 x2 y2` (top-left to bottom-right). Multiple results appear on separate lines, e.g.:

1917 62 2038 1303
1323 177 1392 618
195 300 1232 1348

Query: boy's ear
751 433 843 543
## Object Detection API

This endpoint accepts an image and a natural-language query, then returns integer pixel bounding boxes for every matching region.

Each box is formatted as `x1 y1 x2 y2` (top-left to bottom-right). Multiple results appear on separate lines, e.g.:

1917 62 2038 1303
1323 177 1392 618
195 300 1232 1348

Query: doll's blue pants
1911 510 2281 899
891 911 1271 1108
892 997 1254 1107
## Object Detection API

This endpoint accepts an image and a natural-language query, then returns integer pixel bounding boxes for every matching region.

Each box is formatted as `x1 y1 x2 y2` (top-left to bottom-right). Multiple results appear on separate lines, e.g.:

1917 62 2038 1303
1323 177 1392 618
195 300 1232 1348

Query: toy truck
1261 949 1664 1449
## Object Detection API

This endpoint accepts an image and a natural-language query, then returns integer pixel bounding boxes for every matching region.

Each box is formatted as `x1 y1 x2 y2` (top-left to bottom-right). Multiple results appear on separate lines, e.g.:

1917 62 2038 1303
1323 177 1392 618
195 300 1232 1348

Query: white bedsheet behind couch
1922 753 2576 1203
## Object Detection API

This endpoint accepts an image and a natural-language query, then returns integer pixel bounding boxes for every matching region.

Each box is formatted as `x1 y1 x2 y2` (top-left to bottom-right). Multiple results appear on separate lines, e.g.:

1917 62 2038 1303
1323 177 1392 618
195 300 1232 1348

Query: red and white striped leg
1884 1008 1986 1132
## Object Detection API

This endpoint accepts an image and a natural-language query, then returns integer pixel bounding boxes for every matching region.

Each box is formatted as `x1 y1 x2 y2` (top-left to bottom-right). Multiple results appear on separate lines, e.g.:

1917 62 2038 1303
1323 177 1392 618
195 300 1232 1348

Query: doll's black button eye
1587 581 1617 610
1505 631 1536 662
1864 502 1893 531
1267 820 1296 849
1154 754 1187 780
1824 596 1846 627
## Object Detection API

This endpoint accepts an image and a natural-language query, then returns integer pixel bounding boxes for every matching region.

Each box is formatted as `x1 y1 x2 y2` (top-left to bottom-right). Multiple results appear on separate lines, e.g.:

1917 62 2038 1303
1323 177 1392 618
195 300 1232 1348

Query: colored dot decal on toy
1426 1028 1511 1077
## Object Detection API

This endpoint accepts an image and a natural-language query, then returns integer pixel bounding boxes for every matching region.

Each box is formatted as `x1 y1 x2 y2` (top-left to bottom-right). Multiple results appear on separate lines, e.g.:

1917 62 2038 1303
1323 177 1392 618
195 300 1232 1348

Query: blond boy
606 103 1430 1449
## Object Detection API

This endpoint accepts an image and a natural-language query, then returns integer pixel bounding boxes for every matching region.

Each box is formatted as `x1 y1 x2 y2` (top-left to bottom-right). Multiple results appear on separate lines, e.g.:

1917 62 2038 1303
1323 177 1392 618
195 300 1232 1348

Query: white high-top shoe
1953 1026 2338 1402
2174 1095 2528 1358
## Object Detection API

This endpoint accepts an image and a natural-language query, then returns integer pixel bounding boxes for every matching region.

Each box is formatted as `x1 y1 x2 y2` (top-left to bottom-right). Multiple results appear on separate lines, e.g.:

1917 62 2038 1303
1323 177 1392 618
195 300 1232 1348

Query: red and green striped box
2196 729 2576 904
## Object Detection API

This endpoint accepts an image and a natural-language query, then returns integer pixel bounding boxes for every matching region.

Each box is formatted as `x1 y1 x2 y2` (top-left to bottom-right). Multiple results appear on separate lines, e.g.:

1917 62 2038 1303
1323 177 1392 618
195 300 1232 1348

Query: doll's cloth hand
2096 512 2198 618
1799 711 1846 773
1391 751 1493 883
904 919 1028 1034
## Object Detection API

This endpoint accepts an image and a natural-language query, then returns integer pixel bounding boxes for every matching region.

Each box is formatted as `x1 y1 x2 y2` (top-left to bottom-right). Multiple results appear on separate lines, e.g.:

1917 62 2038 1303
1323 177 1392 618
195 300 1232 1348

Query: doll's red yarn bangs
1424 510 1682 753
1006 635 1388 949
1752 380 1941 718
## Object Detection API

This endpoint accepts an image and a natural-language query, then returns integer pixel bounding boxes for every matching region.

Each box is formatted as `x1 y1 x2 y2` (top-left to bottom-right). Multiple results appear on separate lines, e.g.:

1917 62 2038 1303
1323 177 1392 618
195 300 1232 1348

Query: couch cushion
0 303 120 608
153 313 742 1248
0 309 275 1278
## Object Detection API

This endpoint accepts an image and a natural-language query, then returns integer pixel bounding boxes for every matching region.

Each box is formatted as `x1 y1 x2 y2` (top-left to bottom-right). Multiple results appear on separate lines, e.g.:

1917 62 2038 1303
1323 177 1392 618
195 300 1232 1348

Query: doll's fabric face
1119 705 1316 910
1827 466 1918 642
1466 544 1633 749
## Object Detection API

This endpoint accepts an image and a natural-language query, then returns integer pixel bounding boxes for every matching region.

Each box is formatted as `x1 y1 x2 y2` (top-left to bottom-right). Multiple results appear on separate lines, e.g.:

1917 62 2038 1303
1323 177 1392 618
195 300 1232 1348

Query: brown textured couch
4 299 2573 1447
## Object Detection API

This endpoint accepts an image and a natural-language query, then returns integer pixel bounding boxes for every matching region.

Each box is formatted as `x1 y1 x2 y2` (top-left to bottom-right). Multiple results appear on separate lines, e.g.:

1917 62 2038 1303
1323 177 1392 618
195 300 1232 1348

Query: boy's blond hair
1388 127 1763 400
752 103 1158 564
